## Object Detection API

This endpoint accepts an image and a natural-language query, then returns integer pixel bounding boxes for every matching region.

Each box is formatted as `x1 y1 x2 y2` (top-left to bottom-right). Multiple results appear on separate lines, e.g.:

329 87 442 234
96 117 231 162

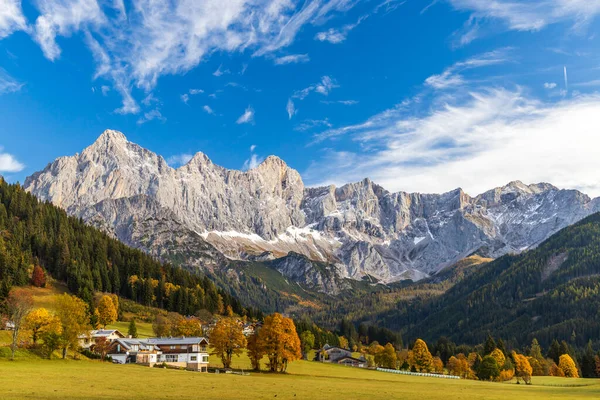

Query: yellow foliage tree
499 369 515 381
22 308 60 345
258 313 302 372
339 336 349 350
209 317 246 368
558 354 579 378
55 293 91 359
549 361 565 377
409 339 433 372
490 348 506 368
376 343 397 369
447 353 474 379
512 351 533 384
175 317 203 337
246 331 264 371
97 295 117 328
432 356 444 373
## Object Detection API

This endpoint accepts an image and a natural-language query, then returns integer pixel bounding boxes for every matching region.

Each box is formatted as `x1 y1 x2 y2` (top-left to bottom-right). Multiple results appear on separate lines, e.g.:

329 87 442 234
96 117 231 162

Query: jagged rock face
24 130 600 286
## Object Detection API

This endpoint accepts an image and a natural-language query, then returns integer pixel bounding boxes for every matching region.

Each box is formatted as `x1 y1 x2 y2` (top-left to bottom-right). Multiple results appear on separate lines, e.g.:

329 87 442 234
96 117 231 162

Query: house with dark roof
108 338 161 365
316 344 352 362
336 356 367 368
107 337 210 371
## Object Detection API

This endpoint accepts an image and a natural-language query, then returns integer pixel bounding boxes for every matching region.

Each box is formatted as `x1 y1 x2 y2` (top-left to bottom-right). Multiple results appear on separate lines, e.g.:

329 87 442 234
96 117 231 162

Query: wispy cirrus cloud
315 15 367 44
0 68 24 94
321 100 358 105
424 48 512 89
236 106 254 124
448 0 600 45
293 76 339 100
308 88 600 196
295 118 332 132
2 0 359 114
136 108 166 125
166 153 193 167
203 105 215 115
286 98 296 119
242 145 263 170
274 53 310 65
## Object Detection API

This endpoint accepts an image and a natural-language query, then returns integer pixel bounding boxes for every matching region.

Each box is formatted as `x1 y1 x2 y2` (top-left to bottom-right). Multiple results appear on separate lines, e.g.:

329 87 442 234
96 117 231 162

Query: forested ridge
365 212 600 350
0 178 260 319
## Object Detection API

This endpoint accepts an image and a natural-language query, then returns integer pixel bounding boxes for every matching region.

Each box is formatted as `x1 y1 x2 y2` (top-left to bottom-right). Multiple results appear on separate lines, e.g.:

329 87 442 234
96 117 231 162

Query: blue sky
1 0 600 195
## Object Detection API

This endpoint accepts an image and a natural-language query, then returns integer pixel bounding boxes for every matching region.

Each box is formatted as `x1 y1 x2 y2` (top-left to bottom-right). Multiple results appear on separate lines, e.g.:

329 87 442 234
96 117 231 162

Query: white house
107 337 210 372
79 329 125 349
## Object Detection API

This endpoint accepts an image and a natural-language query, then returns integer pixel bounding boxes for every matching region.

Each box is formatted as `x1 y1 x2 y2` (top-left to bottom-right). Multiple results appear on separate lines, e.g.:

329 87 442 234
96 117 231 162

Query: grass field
1 357 600 400
5 285 600 399
105 321 154 338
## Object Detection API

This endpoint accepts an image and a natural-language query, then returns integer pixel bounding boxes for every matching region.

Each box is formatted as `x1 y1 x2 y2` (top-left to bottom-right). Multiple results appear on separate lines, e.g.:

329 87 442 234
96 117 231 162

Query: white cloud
448 0 600 44
213 64 230 77
314 15 367 44
166 153 193 167
293 76 339 100
308 88 600 196
137 108 166 124
180 93 189 104
274 54 310 65
243 144 263 171
189 89 204 95
0 0 27 39
5 0 358 114
242 154 264 170
286 98 296 119
321 99 359 105
33 0 106 61
236 106 254 124
0 68 23 94
295 118 332 132
142 93 159 106
0 146 24 172
101 85 110 95
544 82 557 89
425 48 511 89
203 105 215 114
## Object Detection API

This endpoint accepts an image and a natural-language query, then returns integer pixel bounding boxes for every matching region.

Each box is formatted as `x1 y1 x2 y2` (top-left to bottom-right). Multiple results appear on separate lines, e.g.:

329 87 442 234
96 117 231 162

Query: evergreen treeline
0 179 261 319
356 212 600 350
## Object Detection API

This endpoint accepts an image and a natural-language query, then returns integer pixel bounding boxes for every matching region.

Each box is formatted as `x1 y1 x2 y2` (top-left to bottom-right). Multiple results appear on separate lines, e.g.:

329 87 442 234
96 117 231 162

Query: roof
145 337 209 346
91 329 124 338
337 356 365 363
113 338 160 351
322 345 349 352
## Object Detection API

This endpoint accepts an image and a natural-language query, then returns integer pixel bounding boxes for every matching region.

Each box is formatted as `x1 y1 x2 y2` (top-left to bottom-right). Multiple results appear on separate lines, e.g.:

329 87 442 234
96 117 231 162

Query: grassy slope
1 358 599 400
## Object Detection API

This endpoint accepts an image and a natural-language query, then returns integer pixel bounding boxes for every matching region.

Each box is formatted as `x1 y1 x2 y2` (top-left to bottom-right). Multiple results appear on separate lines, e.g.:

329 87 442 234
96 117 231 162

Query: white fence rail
376 368 460 379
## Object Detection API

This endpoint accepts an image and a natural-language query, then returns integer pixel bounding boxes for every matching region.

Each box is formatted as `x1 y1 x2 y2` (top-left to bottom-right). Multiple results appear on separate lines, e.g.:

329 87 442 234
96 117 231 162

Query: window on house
170 345 176 350
190 356 197 361
202 356 209 363
165 355 178 362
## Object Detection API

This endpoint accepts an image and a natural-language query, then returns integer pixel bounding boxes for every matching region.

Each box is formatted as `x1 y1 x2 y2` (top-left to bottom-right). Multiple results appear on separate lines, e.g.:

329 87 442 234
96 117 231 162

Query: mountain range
23 129 600 291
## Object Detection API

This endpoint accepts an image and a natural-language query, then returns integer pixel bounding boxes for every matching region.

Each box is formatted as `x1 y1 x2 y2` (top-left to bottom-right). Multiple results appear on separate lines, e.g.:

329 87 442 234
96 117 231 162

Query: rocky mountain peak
23 129 600 286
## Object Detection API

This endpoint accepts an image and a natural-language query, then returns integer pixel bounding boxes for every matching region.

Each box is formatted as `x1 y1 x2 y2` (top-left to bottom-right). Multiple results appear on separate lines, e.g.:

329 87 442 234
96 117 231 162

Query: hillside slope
372 212 600 348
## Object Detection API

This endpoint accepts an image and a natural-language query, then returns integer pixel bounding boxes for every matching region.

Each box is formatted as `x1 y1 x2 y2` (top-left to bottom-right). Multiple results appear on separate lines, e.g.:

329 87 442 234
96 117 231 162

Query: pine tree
128 319 138 338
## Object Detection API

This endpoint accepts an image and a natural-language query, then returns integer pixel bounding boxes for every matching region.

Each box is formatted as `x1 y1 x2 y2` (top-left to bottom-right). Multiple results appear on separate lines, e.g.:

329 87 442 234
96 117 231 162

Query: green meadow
1 354 600 400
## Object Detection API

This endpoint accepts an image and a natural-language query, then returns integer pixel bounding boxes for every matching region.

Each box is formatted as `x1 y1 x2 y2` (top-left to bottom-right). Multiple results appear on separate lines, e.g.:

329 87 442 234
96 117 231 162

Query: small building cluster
79 329 210 372
316 344 367 368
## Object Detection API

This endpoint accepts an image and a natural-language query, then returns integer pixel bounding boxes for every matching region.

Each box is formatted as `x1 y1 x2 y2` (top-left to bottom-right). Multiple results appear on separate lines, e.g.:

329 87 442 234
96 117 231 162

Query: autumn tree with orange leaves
210 317 246 368
258 313 302 372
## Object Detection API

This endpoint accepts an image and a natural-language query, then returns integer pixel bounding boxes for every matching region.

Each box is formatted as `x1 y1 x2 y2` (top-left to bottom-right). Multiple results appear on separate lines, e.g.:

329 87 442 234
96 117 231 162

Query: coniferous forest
0 178 260 319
